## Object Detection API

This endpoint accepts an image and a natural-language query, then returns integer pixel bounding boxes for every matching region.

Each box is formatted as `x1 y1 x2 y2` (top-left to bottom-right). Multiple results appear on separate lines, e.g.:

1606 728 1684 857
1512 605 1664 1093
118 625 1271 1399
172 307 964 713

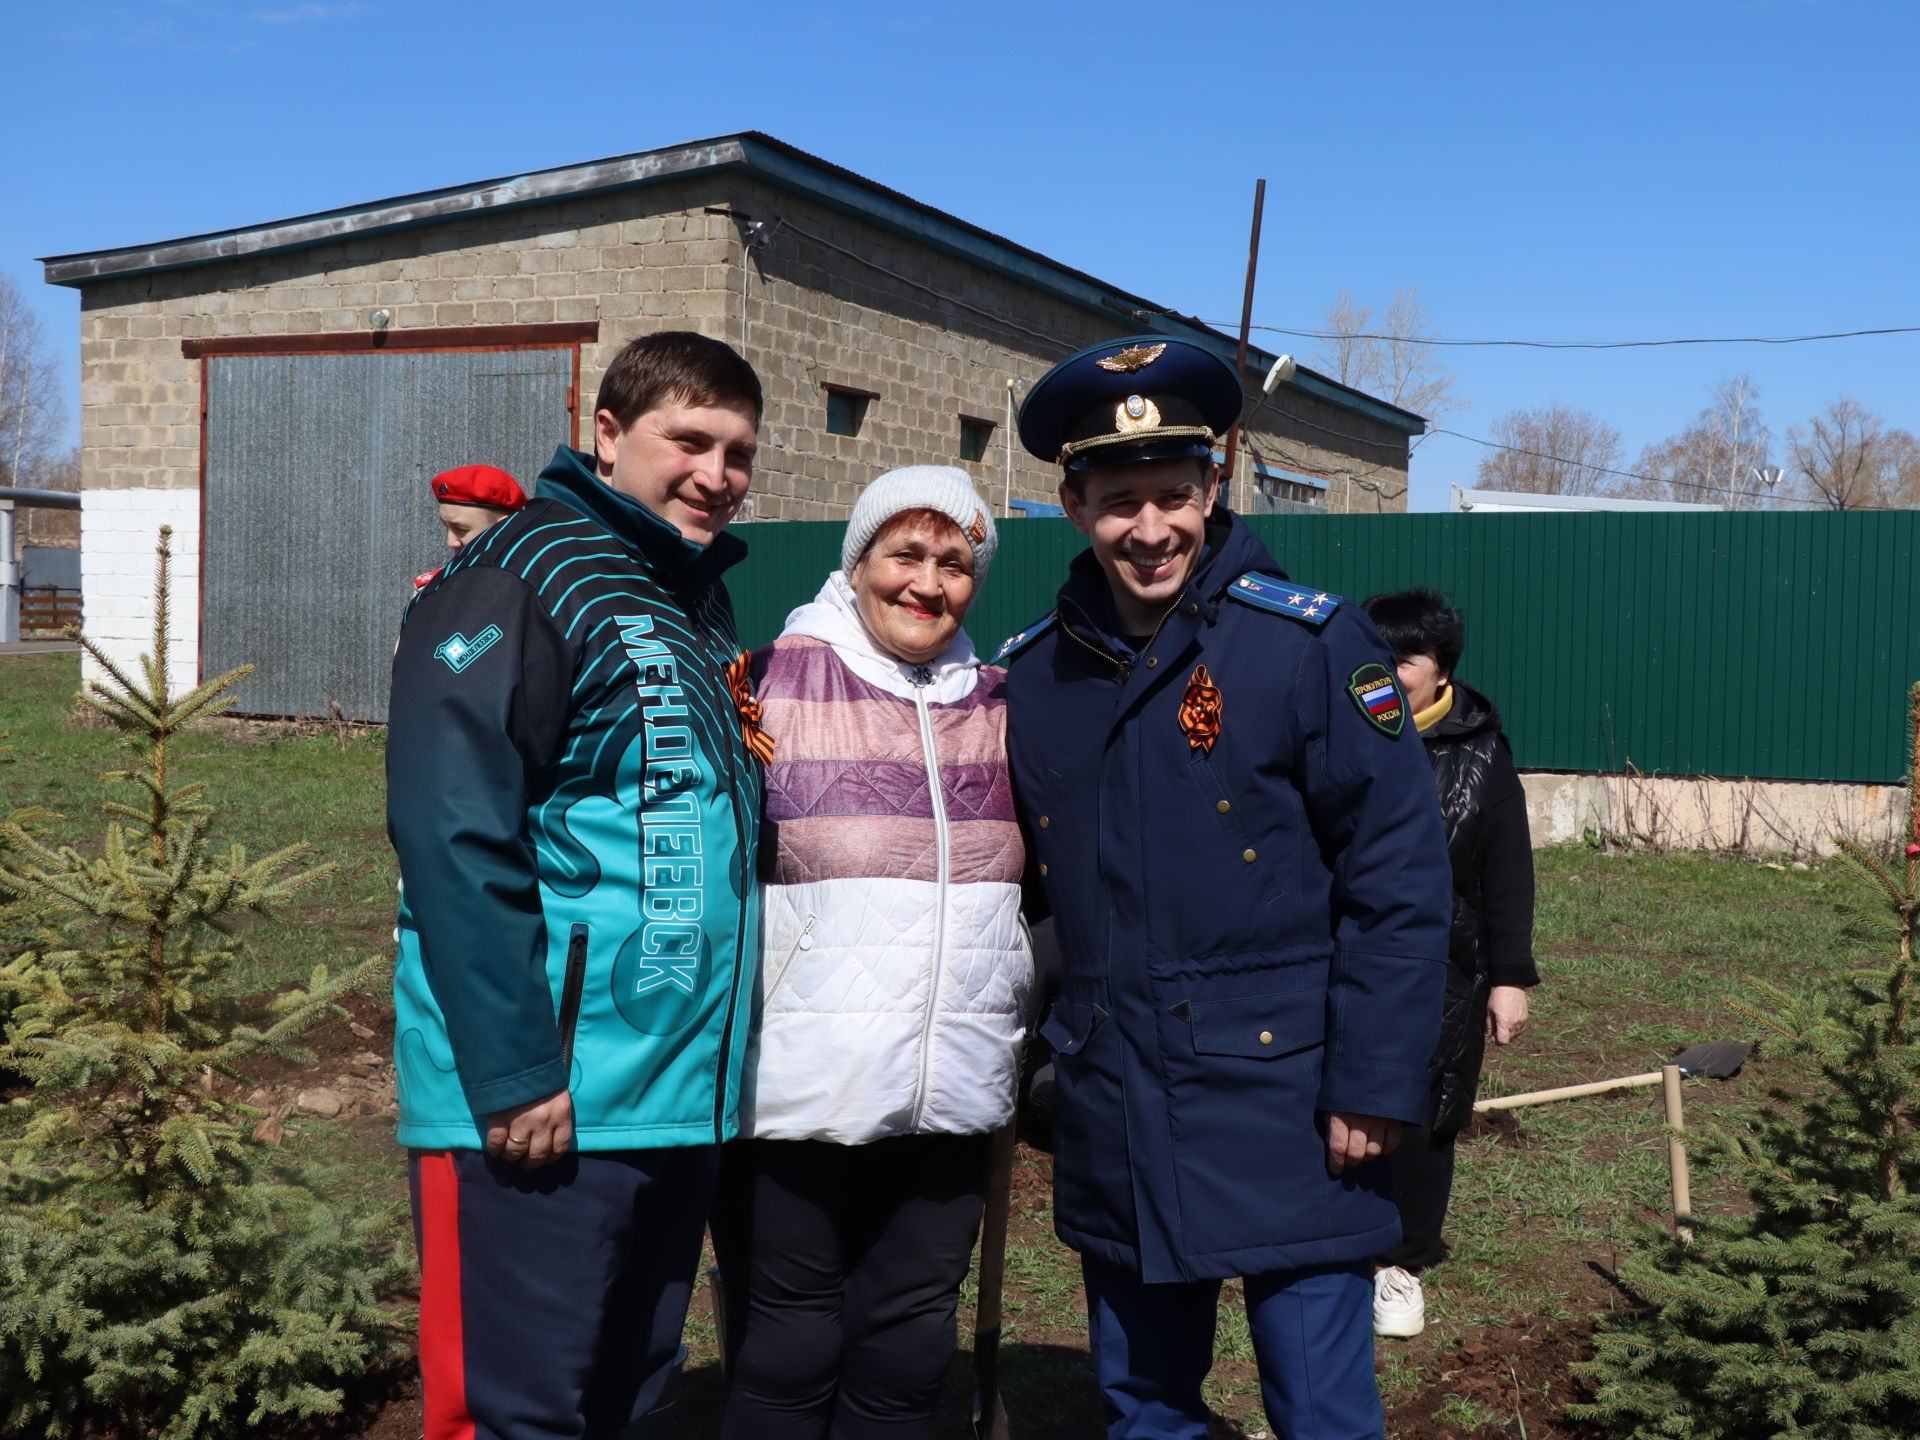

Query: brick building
42 132 1424 716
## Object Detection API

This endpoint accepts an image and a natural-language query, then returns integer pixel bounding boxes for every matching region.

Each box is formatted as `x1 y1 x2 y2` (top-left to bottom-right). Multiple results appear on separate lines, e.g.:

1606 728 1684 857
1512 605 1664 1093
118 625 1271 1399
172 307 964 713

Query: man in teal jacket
388 331 767 1440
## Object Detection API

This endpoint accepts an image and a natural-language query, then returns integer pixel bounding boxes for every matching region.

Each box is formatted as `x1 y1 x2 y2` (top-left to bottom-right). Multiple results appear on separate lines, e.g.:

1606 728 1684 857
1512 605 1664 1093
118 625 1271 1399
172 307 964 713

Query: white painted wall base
1522 771 1907 859
80 488 201 697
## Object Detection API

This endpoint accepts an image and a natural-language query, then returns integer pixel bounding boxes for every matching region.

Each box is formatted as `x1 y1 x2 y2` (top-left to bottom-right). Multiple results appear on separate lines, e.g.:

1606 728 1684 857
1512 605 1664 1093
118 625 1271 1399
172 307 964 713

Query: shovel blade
1673 1041 1748 1080
973 1390 1012 1440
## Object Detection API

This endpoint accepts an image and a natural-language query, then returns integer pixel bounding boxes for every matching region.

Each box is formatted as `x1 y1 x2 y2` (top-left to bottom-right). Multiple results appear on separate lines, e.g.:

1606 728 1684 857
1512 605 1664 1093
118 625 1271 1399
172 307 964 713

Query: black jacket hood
1427 677 1503 743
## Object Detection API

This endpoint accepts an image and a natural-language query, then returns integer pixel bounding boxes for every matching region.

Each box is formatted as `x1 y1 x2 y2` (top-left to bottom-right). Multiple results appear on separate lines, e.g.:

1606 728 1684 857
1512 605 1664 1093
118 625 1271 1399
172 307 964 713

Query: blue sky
4 0 1915 510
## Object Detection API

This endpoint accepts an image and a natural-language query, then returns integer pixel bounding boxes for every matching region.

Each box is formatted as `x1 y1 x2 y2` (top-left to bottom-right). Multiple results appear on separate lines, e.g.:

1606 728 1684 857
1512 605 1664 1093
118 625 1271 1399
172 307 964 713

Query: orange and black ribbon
1178 663 1222 754
726 651 776 766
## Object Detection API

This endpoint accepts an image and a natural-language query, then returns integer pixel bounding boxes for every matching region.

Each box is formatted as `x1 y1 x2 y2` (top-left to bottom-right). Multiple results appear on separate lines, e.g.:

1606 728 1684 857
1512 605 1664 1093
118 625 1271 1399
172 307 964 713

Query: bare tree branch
1475 405 1625 497
0 273 65 491
1789 398 1920 510
1629 374 1781 509
1307 285 1461 422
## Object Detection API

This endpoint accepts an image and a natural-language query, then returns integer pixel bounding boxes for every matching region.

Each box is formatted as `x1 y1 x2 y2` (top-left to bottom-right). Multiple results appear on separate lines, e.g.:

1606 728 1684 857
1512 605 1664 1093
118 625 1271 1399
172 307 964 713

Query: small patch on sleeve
993 612 1057 665
1224 572 1341 626
1347 662 1407 736
434 624 503 674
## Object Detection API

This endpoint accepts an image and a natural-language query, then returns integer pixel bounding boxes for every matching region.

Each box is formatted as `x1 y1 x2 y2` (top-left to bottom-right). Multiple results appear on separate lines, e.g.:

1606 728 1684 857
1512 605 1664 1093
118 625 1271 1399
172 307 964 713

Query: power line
1205 323 1920 351
774 217 1069 351
1428 427 1671 490
765 217 1912 395
1236 377 1702 504
1255 405 1902 512
1421 427 1904 509
752 218 1904 508
1222 352 1870 509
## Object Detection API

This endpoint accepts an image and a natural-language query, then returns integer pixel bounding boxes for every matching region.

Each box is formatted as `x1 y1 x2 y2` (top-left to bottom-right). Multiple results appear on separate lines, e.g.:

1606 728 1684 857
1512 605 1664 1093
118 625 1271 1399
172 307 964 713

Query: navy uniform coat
1004 509 1451 1283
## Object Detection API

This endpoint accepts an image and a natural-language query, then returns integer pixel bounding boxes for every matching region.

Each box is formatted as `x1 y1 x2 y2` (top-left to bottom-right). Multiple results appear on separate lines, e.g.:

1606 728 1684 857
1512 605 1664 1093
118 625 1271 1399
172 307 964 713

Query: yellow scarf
1414 684 1454 735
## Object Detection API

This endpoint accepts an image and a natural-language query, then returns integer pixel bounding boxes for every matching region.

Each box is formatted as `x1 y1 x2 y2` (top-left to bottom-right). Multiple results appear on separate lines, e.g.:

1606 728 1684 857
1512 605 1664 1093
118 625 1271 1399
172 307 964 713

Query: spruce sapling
0 528 405 1440
1569 684 1920 1439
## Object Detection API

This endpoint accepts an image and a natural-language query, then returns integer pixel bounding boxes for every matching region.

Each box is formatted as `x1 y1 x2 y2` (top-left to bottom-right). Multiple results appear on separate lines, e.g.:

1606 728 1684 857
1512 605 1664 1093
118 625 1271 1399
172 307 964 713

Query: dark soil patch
1386 1322 1604 1439
1465 1107 1531 1149
337 1374 422 1440
242 986 394 1084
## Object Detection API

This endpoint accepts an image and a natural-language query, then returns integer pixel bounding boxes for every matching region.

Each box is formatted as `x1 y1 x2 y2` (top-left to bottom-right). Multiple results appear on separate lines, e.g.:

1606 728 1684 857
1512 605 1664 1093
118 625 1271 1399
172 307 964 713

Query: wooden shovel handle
1663 1063 1694 1242
1474 1070 1664 1112
976 1122 1016 1329
972 1122 1018 1439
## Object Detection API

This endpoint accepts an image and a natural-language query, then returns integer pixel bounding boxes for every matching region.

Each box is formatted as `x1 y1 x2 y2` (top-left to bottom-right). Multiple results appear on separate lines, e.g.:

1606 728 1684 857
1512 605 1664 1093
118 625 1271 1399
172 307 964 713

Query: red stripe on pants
418 1151 476 1440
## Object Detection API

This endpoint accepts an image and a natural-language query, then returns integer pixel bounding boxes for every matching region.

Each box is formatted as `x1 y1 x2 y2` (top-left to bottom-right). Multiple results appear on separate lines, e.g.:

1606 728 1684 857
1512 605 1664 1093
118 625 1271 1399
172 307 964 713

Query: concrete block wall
73 171 1410 522
18 502 80 552
79 488 200 695
75 178 739 501
715 175 1407 520
723 175 1088 520
70 170 1413 692
1243 384 1409 515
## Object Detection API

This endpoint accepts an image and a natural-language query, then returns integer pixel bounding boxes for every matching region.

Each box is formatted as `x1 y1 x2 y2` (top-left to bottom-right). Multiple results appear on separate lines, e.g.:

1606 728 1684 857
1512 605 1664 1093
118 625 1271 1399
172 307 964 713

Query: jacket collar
1414 685 1456 734
1055 505 1281 666
1426 677 1503 740
779 573 981 703
533 444 748 587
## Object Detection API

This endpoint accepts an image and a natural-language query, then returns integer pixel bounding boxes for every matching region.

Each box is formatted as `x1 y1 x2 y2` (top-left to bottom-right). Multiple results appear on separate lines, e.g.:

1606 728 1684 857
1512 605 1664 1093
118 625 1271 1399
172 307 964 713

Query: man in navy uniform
998 336 1451 1439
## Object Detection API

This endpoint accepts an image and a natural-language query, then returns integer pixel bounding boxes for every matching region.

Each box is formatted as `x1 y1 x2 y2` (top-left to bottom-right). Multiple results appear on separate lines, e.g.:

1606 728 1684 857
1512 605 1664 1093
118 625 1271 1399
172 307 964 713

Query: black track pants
710 1132 992 1440
1378 1125 1457 1272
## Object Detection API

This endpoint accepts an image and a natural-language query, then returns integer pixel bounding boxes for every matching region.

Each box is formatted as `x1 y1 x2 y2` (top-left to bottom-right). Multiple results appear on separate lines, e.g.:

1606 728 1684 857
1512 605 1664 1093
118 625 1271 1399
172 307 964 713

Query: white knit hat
841 465 999 583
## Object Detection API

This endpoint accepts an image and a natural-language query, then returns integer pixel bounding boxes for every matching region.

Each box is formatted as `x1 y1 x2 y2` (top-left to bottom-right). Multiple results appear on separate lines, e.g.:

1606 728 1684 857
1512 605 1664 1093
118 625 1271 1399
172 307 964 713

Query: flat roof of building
39 131 1423 437
1451 486 1723 513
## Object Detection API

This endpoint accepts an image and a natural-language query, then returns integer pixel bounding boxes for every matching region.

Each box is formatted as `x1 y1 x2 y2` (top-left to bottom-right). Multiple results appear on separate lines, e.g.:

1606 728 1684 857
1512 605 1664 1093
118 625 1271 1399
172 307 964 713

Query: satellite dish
1262 354 1297 394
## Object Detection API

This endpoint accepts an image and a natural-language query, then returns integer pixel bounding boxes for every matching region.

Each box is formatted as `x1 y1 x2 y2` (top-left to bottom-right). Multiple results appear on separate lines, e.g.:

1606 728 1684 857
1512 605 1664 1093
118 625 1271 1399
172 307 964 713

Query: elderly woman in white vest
712 466 1031 1440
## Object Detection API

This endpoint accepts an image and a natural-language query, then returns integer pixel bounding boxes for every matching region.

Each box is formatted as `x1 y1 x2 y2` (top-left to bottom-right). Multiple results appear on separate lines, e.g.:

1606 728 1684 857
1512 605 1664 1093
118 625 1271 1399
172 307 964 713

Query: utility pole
1222 177 1266 512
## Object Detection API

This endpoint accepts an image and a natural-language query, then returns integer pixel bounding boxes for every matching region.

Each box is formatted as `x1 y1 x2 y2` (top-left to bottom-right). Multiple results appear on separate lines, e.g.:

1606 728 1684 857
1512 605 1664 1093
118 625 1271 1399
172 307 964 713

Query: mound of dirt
1386 1321 1602 1440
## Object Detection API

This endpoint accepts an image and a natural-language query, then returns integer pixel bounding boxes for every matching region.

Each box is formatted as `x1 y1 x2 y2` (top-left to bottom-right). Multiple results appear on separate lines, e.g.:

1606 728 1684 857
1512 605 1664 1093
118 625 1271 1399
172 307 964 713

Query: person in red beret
415 464 528 588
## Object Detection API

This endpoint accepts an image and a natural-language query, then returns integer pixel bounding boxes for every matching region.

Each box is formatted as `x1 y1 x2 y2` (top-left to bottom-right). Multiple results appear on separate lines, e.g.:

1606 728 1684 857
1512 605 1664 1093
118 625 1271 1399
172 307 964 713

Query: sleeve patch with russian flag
1347 662 1407 736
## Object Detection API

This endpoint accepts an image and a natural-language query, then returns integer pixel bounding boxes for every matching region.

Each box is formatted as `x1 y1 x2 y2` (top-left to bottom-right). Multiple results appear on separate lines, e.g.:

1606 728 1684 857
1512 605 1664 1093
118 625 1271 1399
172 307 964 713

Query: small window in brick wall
958 415 996 463
824 384 876 438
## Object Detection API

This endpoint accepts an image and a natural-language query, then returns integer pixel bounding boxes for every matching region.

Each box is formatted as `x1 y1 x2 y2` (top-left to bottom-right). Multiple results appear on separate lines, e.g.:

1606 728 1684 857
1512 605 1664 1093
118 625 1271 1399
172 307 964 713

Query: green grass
0 650 1883 1437
1400 845 1857 1425
1 652 397 996
972 846 1865 1435
1433 1390 1505 1432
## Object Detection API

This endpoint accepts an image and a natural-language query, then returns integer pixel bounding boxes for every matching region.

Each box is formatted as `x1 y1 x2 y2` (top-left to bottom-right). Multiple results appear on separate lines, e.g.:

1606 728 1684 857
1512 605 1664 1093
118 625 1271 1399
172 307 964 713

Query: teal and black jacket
387 445 763 1151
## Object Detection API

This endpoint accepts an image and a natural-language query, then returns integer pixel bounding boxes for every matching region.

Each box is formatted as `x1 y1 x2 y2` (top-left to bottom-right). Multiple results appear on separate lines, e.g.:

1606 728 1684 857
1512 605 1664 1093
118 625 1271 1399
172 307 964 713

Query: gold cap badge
1096 343 1167 373
1114 394 1162 433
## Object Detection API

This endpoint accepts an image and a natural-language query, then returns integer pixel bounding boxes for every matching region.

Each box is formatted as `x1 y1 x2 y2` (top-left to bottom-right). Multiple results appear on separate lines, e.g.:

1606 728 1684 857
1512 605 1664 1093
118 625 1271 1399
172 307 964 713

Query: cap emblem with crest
1017 335 1242 472
1096 343 1167 374
1116 395 1161 432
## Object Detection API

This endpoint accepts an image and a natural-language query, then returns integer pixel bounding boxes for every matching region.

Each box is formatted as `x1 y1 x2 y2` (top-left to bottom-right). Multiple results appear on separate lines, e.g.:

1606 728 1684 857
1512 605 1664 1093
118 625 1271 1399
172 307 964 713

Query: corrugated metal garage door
203 348 573 720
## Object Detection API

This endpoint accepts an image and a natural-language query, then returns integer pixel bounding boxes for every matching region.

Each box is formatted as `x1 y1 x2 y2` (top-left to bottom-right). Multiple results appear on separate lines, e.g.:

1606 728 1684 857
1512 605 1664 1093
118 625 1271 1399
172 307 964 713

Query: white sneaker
1373 1265 1425 1338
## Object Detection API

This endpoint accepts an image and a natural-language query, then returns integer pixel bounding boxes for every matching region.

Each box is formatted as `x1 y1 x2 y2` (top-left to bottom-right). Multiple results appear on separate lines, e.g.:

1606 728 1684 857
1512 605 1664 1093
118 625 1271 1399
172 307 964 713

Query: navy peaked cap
1018 336 1243 471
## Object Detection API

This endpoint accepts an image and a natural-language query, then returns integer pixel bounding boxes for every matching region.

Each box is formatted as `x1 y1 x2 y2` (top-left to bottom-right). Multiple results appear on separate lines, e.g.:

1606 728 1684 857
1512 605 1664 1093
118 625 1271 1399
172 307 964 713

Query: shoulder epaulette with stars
1224 572 1342 627
991 612 1057 665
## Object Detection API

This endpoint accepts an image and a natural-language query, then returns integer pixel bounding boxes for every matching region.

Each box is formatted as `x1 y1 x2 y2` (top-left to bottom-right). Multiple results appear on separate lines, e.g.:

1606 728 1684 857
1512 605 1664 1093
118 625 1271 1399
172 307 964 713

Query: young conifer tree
0 729 35 1026
0 528 404 1440
1570 685 1920 1439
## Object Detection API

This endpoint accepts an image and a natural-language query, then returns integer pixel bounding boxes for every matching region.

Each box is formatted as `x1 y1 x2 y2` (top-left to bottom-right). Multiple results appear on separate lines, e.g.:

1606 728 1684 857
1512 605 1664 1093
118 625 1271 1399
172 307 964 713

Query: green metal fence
729 510 1920 784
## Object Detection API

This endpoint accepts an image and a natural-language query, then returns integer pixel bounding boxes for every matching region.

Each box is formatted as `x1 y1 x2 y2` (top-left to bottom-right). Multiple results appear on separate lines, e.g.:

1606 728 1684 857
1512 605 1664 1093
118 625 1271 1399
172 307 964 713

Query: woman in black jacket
1361 588 1539 1339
